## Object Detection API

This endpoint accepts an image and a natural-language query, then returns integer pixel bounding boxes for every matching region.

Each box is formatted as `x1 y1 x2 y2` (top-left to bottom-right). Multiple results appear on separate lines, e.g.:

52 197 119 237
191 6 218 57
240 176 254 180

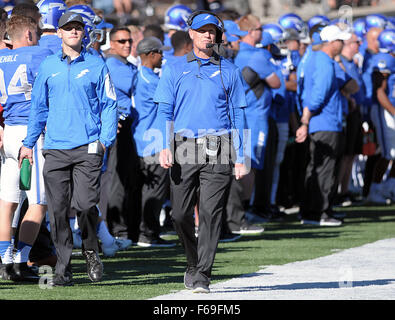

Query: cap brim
59 20 85 29
191 21 220 30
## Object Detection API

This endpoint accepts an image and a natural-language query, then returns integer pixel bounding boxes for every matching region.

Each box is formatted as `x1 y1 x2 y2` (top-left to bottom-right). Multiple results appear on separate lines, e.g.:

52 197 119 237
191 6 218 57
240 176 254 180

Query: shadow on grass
66 206 395 287
212 278 395 294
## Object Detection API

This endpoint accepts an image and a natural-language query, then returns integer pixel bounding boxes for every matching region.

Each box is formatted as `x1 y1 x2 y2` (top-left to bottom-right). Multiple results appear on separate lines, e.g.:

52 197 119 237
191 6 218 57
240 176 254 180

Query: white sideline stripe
150 238 395 300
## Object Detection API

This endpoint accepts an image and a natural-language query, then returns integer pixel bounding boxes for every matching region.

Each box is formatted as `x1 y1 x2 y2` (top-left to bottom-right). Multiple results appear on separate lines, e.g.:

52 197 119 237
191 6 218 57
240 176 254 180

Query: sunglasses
62 24 84 32
152 49 163 54
115 39 133 44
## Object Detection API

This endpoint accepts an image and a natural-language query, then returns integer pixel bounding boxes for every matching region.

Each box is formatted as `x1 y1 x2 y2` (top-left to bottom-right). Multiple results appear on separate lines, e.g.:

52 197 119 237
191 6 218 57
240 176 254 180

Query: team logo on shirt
76 69 90 79
209 70 220 78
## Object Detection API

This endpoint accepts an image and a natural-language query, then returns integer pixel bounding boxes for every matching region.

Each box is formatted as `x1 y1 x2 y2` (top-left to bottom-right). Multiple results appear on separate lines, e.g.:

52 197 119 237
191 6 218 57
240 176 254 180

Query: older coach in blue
19 12 118 286
154 11 247 293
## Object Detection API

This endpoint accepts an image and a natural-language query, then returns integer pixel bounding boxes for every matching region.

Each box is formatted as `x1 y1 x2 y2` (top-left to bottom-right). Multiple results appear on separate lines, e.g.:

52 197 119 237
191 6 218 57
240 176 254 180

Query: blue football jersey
0 46 52 125
38 34 62 54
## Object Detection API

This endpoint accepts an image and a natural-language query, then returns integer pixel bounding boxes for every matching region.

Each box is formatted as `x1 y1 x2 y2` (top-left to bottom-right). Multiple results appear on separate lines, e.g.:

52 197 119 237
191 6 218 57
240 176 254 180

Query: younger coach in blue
154 11 247 293
19 12 118 287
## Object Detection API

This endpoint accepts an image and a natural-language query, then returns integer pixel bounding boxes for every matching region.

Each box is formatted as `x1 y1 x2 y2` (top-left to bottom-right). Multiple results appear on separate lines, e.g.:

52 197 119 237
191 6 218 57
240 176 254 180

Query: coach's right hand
159 148 173 169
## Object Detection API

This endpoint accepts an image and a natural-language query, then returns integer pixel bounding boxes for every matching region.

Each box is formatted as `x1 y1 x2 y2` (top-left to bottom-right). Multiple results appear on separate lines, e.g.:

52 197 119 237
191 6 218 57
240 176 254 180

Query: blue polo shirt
308 51 343 133
161 54 185 74
297 45 314 115
105 54 137 119
237 48 277 169
239 47 276 116
154 51 247 162
234 42 260 81
132 66 162 157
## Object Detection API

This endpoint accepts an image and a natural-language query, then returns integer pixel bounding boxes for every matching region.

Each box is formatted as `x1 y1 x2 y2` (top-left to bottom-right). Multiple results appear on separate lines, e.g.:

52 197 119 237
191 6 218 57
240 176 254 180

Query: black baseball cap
58 12 85 29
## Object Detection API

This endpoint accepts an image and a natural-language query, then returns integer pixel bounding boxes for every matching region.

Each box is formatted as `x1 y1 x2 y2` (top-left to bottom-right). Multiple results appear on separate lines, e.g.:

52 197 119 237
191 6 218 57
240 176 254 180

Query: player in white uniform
0 14 52 282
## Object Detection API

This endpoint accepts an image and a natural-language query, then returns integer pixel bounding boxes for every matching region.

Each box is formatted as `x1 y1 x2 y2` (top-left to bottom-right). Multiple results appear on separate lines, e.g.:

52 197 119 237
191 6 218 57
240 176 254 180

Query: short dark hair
143 24 164 43
171 30 192 52
109 26 131 40
0 8 7 41
11 2 41 23
0 7 7 22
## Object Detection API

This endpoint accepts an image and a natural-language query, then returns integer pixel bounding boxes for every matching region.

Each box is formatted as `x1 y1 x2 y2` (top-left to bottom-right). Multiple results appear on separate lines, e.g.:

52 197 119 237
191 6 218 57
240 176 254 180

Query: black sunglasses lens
63 25 83 31
116 39 132 44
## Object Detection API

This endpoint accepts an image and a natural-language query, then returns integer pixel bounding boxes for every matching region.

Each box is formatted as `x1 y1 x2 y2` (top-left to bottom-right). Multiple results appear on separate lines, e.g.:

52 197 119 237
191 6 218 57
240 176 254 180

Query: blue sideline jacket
23 48 118 150
132 65 162 157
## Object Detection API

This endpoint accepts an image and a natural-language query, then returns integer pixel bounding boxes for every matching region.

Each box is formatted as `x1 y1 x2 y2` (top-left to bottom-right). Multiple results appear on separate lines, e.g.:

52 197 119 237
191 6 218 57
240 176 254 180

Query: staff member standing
19 12 118 286
154 11 247 293
296 25 352 226
133 37 174 248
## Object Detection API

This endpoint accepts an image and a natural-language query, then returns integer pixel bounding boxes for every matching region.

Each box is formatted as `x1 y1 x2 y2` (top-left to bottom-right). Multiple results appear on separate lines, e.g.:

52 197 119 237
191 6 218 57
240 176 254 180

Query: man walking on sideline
19 12 118 286
154 11 247 293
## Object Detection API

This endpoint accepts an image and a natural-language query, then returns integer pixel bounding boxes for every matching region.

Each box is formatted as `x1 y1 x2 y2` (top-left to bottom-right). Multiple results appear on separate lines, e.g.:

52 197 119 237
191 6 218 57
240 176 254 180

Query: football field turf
0 204 394 300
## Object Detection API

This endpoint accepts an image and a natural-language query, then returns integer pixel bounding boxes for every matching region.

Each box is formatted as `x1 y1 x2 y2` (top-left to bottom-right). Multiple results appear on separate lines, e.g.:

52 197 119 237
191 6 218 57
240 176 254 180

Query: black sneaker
184 267 196 290
192 282 210 293
137 236 176 248
11 262 40 283
83 250 103 282
219 233 242 243
0 263 14 280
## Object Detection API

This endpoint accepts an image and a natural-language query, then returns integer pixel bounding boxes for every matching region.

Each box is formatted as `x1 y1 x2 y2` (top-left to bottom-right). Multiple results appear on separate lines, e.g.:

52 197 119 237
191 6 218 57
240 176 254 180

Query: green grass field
1 205 394 300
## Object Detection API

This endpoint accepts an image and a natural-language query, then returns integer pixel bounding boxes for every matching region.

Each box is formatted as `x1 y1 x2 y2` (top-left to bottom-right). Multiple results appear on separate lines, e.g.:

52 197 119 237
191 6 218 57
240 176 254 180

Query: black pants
170 136 232 286
224 177 247 232
138 156 170 240
300 131 342 221
100 117 140 241
43 144 103 277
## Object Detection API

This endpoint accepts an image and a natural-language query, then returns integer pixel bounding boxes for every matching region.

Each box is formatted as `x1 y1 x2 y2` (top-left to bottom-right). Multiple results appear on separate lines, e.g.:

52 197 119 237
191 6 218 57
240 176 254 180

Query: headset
186 10 224 45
